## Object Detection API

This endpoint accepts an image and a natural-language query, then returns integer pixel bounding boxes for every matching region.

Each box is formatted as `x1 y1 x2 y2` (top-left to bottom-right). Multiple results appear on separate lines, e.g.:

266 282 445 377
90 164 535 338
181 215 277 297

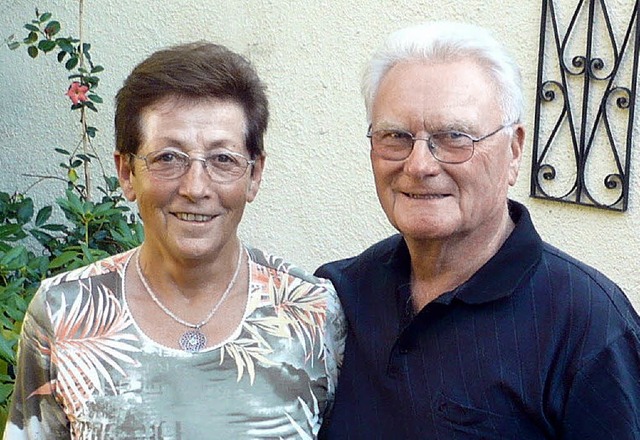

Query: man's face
369 60 524 245
115 97 264 264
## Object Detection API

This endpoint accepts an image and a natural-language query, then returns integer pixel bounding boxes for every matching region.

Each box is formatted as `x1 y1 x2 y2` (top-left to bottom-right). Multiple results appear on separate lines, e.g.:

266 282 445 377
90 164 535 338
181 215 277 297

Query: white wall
1 0 638 307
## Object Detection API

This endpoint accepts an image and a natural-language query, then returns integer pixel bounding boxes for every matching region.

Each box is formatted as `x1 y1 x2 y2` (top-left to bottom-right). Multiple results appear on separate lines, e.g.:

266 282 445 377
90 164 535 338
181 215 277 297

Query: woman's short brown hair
115 42 268 159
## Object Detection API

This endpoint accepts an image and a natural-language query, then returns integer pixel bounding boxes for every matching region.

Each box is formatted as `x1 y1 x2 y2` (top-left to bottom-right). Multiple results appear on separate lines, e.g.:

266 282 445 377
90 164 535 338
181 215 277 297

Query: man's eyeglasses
130 149 255 182
367 124 513 164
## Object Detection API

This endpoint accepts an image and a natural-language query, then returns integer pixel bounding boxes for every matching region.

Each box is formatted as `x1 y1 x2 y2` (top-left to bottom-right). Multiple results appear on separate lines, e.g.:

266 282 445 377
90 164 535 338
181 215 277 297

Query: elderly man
317 22 640 439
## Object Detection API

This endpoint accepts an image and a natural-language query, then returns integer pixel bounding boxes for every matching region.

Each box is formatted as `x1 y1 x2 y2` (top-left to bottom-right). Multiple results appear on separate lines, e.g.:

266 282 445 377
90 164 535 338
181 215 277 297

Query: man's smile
402 192 448 200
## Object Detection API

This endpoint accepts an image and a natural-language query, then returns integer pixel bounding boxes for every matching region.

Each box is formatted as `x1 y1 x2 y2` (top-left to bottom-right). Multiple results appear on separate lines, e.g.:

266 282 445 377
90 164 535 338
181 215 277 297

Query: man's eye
378 130 413 143
432 131 471 147
446 131 467 139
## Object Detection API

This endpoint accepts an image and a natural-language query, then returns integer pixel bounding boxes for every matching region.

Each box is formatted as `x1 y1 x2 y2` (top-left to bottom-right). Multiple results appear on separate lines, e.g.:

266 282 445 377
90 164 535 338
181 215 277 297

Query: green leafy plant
0 7 143 431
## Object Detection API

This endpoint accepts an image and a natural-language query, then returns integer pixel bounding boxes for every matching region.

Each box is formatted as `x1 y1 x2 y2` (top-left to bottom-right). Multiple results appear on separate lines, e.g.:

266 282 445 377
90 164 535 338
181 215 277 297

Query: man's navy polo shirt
316 201 640 439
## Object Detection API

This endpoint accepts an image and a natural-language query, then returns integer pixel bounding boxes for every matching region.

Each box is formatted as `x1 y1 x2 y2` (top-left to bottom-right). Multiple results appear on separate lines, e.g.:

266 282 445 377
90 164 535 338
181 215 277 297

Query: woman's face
115 97 264 264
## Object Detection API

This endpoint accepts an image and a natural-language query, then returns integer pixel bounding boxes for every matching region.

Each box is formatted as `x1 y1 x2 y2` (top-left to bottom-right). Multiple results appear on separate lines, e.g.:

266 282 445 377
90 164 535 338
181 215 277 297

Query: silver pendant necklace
135 246 243 352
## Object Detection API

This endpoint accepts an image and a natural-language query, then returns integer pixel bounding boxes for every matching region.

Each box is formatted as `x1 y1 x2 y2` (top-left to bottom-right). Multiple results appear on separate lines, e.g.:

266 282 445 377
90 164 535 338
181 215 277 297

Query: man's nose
403 138 441 176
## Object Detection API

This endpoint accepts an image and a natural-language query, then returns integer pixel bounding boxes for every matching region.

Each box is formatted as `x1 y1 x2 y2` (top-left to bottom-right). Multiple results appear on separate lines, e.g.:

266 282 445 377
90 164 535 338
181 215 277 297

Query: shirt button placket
387 344 410 378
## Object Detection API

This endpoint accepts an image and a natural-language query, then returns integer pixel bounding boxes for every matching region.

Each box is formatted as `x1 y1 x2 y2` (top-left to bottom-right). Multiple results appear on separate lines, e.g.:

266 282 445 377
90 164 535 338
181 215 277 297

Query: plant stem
78 0 91 201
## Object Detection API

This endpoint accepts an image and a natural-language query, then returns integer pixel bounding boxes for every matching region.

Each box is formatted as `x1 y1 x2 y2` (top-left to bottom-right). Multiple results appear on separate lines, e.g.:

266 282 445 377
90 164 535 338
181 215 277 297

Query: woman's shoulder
39 248 136 292
246 245 331 290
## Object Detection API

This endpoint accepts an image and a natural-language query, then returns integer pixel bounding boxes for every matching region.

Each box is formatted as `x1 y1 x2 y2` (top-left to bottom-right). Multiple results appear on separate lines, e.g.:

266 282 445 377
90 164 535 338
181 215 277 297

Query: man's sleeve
562 328 640 439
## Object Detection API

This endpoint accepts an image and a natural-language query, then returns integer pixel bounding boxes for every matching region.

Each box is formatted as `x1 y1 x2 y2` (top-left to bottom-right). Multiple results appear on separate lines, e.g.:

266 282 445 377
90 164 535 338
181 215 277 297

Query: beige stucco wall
1 1 638 308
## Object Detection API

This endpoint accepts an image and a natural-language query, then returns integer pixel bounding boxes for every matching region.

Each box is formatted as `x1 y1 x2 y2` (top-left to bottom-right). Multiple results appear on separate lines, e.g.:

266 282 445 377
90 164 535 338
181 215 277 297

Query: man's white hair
362 21 524 125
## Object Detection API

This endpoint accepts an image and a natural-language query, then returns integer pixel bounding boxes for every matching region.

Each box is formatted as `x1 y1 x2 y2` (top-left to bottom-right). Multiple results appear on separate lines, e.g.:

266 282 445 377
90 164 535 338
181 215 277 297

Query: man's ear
114 152 136 202
508 124 525 186
246 154 266 203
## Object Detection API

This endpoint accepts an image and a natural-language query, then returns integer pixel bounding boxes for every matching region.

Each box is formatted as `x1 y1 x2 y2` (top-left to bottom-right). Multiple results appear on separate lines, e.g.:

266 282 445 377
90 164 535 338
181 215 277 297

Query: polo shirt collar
384 200 544 306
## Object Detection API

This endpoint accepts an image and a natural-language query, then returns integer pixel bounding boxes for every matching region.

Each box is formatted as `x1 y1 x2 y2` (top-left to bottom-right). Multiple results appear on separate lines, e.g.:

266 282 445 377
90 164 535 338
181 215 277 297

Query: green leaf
39 224 67 232
27 45 38 58
24 24 39 32
57 50 66 62
44 21 61 37
92 202 116 217
0 225 27 241
35 206 53 227
0 336 16 364
38 39 56 53
24 32 38 45
84 101 98 112
56 39 74 54
85 76 99 86
49 251 79 269
59 190 83 213
29 229 55 245
16 199 34 224
54 148 70 155
88 94 103 104
0 383 14 404
0 246 28 270
91 65 104 74
65 56 78 70
39 12 52 23
85 126 98 138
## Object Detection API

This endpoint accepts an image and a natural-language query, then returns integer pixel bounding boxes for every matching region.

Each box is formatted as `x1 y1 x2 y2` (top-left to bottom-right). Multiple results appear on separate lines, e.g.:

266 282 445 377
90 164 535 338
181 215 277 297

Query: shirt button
399 346 410 355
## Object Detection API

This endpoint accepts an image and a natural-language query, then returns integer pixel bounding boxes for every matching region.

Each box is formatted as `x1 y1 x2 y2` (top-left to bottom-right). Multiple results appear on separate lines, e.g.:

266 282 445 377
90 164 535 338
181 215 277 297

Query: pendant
179 329 207 352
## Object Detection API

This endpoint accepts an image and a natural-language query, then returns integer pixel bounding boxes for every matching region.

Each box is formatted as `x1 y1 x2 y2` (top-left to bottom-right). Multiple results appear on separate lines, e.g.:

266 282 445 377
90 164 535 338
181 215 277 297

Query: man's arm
562 328 640 439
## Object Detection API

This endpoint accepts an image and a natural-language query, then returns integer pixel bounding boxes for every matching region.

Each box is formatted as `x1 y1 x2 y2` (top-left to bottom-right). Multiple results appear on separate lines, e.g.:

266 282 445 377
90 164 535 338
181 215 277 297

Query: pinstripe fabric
316 201 640 439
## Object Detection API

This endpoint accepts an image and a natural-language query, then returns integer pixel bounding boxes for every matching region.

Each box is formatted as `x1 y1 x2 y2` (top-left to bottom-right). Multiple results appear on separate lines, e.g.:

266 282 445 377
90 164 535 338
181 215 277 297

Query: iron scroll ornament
530 0 638 211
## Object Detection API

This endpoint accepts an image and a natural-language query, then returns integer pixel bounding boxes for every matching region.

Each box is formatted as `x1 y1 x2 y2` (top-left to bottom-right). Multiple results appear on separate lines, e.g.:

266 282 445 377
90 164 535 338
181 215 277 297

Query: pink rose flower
66 82 89 105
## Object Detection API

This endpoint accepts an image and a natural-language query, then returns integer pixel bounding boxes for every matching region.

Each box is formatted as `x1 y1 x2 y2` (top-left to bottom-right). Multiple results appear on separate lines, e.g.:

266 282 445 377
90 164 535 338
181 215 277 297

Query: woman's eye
157 152 178 162
150 151 186 165
209 153 239 166
215 153 232 163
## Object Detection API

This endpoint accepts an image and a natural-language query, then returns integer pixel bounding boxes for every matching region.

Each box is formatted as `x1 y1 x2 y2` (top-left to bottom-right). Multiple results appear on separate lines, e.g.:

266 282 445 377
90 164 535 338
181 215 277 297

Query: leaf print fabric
4 246 345 439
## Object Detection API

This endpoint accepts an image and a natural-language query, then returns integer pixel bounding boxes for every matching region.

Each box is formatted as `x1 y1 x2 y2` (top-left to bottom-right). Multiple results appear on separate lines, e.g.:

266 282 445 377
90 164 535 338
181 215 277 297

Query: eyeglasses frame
367 123 514 164
129 149 256 182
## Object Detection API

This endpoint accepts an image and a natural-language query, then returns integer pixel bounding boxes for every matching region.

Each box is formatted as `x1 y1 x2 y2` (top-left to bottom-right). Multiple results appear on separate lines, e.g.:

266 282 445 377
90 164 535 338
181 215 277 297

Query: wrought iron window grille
531 0 639 211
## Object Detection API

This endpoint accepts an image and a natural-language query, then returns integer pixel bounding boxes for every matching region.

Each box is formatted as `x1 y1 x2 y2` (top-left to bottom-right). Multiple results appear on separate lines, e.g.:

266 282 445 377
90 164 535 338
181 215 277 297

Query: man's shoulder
316 234 403 278
540 242 622 292
538 242 638 324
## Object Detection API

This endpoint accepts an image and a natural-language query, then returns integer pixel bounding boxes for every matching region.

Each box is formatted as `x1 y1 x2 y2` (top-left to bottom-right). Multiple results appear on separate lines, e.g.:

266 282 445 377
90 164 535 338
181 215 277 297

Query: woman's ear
246 154 266 203
114 152 137 202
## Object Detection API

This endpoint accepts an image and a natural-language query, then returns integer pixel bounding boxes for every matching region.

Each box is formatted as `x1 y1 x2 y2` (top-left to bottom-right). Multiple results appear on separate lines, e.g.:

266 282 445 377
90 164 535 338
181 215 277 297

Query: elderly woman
4 42 345 439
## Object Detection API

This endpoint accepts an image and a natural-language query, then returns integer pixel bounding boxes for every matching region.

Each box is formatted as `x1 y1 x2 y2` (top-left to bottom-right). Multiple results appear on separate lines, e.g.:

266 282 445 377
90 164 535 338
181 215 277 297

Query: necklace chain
135 246 243 330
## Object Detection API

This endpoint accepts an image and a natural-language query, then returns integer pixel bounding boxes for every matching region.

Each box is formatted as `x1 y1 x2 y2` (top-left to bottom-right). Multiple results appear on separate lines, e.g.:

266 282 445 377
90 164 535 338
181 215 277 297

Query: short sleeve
562 328 640 439
3 286 70 439
319 279 346 414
